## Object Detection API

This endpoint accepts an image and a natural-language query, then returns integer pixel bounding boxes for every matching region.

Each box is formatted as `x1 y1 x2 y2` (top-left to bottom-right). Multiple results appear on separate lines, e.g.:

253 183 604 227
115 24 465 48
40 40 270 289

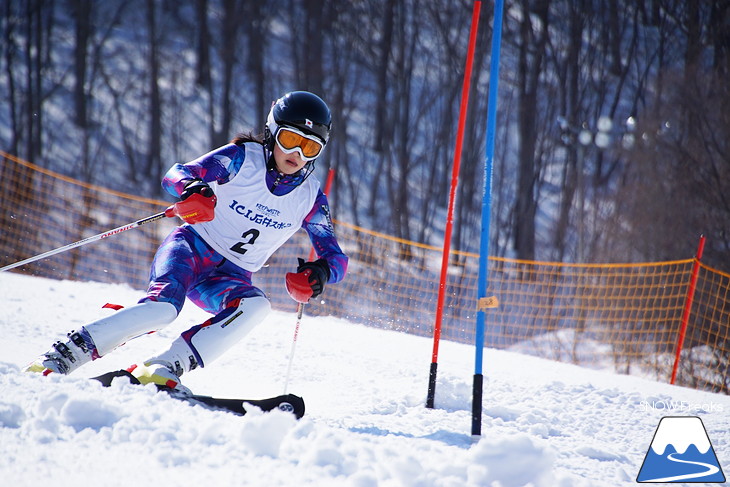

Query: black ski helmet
265 91 332 148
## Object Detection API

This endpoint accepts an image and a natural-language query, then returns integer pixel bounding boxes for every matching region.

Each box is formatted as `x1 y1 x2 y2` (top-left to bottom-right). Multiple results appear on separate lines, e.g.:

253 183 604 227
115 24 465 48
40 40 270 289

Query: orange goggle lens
276 128 324 159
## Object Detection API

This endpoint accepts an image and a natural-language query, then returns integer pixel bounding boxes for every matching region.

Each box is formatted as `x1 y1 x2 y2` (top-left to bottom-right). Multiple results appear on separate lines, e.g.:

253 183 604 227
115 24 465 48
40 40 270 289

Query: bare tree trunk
72 0 92 190
195 0 211 89
302 0 324 93
2 1 20 158
194 0 216 147
24 0 44 164
374 0 395 153
389 0 416 255
514 0 549 260
368 0 396 225
243 0 266 130
219 0 243 144
72 0 91 128
146 1 162 182
606 0 622 75
553 0 583 261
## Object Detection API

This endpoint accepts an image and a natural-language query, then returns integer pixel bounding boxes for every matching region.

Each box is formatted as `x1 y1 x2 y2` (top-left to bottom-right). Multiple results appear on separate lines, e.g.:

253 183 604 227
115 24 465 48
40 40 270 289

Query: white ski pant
83 296 271 373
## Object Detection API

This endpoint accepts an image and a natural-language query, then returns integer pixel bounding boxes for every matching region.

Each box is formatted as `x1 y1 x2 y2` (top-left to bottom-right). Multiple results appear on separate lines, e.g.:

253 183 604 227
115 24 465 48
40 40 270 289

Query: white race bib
195 143 319 271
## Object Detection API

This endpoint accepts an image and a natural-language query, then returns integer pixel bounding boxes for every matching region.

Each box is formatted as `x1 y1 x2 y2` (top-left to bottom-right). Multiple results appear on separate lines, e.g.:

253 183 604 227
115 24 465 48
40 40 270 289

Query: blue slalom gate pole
472 0 504 437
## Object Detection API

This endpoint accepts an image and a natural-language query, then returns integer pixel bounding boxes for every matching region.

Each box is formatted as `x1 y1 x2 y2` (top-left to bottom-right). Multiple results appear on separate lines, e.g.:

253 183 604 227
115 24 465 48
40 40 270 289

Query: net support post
670 234 706 385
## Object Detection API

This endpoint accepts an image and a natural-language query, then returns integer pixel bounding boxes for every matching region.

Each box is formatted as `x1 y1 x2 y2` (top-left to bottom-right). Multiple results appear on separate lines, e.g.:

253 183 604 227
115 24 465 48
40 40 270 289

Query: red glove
285 258 331 303
168 179 217 224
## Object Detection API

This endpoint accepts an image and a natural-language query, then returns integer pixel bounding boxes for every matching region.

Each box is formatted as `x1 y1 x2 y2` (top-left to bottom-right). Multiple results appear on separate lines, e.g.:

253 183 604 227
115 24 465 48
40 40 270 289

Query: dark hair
230 131 264 146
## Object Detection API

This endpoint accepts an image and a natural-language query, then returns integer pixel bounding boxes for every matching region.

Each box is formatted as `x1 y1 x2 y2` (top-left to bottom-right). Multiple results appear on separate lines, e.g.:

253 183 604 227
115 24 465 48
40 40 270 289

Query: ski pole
281 244 318 393
1 206 175 272
282 302 304 394
281 168 335 393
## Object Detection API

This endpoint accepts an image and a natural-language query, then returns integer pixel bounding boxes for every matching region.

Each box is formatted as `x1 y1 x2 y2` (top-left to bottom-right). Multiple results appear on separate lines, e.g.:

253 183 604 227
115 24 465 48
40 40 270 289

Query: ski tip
90 369 306 419
266 394 306 419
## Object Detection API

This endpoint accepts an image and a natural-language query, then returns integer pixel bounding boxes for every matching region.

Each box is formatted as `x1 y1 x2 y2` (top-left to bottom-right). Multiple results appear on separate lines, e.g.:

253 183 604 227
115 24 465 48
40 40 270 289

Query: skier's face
273 144 308 175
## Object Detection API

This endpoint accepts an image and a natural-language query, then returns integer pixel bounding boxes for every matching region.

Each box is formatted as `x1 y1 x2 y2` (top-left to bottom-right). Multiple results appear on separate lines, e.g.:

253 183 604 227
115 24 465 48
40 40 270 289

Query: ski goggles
275 126 325 161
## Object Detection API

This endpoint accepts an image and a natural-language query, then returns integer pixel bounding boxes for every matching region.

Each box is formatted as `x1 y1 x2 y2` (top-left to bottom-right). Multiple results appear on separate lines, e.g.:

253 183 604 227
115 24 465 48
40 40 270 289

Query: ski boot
127 360 192 395
25 329 100 375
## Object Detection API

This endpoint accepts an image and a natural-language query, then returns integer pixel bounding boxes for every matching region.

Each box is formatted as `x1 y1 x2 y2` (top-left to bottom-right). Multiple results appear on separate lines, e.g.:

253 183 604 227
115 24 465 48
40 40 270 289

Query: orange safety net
1 152 728 394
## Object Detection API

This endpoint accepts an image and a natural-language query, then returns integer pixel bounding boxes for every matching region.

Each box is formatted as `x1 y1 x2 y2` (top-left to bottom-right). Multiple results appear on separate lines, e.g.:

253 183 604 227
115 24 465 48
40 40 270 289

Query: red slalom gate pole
670 235 706 385
427 0 482 409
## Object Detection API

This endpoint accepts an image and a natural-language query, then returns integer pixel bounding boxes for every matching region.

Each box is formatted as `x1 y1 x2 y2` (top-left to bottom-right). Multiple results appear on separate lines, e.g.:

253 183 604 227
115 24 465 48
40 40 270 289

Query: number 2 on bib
230 228 260 255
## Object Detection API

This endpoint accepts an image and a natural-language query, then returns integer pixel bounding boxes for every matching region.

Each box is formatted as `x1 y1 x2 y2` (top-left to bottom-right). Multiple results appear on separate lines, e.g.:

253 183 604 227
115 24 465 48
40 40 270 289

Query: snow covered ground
1 272 728 486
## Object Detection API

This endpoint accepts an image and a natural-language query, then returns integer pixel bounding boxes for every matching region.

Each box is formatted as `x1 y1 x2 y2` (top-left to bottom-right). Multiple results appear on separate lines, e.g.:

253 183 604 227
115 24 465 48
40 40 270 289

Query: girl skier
26 91 348 392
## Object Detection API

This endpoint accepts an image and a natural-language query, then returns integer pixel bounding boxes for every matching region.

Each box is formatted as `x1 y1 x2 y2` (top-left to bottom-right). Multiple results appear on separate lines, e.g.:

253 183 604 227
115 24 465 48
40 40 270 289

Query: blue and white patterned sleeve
302 190 348 284
162 143 246 198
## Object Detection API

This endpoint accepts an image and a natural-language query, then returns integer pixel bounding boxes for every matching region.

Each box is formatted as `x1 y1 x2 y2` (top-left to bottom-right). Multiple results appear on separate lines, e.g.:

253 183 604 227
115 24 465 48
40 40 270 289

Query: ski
91 369 305 419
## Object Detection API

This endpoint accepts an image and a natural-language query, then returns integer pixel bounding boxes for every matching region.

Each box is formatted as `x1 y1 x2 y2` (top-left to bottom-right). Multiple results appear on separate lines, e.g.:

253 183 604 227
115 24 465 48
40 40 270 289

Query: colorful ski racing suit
26 141 348 380
77 141 350 375
145 141 348 316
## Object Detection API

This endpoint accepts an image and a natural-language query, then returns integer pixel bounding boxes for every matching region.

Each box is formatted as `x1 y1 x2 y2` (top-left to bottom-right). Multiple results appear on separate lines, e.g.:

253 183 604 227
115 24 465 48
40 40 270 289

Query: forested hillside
2 0 729 268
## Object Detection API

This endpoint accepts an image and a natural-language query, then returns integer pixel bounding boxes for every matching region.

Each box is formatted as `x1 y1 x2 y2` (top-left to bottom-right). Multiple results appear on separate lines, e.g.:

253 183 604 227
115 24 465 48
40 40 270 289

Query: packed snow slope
1 273 728 487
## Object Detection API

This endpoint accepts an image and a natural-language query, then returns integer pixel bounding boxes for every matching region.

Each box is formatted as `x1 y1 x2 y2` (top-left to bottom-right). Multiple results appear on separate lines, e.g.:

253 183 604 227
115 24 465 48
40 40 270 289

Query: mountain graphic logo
637 416 725 483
